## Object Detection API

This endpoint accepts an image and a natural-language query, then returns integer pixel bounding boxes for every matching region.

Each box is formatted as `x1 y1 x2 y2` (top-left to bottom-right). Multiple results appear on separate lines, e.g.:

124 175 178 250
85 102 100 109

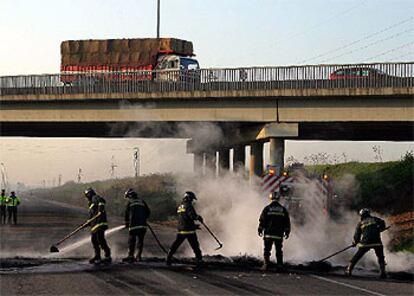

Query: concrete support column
193 152 203 175
218 148 230 176
250 141 263 178
204 151 216 176
233 145 245 173
269 138 285 175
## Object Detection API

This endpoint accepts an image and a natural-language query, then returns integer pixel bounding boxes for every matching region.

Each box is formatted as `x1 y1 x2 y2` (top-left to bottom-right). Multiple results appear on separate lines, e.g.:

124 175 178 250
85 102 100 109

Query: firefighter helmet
269 191 280 201
359 208 371 217
84 187 96 198
124 188 137 199
183 191 197 201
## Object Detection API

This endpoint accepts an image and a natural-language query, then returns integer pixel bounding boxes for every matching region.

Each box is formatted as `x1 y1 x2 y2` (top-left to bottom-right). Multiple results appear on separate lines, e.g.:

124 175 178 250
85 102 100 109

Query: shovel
50 212 101 253
201 221 223 251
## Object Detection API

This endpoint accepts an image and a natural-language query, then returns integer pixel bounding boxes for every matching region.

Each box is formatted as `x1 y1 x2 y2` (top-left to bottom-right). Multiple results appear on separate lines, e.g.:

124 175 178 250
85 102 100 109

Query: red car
329 67 387 80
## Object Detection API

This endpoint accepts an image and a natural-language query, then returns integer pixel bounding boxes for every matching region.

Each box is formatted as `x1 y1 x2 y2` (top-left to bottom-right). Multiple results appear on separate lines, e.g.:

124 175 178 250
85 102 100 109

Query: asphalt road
0 196 413 296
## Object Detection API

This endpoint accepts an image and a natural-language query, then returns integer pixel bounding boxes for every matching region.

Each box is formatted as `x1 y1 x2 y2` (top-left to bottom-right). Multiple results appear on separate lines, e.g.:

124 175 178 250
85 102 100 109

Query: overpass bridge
1 62 413 177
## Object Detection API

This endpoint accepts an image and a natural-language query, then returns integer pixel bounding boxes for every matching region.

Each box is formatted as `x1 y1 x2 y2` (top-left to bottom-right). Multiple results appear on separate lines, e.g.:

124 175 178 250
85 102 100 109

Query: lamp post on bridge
157 0 160 38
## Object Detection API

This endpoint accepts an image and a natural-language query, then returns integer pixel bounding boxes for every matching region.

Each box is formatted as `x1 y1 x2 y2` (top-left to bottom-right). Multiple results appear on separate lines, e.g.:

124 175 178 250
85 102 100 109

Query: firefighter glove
258 227 263 237
198 216 204 223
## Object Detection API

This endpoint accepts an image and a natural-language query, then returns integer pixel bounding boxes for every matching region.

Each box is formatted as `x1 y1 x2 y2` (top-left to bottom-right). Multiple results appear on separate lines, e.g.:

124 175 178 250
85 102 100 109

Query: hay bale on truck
60 38 200 84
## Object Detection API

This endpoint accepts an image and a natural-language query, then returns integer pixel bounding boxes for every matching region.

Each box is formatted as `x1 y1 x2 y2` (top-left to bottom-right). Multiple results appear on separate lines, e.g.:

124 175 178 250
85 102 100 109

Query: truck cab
155 54 200 82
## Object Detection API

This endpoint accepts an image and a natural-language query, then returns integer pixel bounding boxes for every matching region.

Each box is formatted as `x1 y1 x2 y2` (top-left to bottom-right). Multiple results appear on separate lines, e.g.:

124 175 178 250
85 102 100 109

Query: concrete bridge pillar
193 152 204 175
269 138 285 175
250 141 263 178
218 148 230 176
233 145 246 173
204 151 216 176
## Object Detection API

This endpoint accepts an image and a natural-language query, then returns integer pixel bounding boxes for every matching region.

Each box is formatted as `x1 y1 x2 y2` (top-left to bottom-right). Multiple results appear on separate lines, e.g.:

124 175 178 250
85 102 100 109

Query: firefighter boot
101 249 112 264
122 252 136 263
345 263 354 276
261 257 270 271
89 255 101 264
380 263 386 279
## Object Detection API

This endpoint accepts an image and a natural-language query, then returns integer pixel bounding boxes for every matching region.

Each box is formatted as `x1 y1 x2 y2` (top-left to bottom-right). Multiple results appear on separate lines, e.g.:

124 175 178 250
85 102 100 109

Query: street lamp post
157 0 160 38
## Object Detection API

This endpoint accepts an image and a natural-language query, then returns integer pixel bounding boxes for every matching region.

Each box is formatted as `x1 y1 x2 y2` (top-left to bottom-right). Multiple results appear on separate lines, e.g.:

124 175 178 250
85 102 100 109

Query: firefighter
258 191 291 271
0 189 7 224
166 191 203 267
345 208 387 278
84 187 112 264
6 191 21 225
123 188 151 263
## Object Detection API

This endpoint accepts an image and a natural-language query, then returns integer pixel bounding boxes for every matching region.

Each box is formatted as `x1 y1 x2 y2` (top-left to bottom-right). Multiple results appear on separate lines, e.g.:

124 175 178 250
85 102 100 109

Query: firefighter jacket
124 197 151 231
177 201 202 234
0 194 7 206
88 194 108 233
6 195 21 207
353 215 386 248
259 201 290 240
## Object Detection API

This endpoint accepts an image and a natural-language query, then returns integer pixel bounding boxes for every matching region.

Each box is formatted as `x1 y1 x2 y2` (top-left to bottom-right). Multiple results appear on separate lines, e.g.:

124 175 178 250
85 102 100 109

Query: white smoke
175 170 414 272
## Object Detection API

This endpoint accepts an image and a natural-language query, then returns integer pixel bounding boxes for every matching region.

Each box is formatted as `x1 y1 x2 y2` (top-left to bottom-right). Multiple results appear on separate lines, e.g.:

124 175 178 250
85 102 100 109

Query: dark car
329 67 387 80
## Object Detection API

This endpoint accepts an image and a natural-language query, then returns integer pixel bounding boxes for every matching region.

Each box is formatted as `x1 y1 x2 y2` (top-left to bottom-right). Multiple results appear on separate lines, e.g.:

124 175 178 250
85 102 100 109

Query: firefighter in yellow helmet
258 191 290 271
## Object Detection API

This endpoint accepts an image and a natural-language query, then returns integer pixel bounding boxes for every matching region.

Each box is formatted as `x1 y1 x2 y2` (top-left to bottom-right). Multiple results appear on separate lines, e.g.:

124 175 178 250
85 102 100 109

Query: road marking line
310 275 386 296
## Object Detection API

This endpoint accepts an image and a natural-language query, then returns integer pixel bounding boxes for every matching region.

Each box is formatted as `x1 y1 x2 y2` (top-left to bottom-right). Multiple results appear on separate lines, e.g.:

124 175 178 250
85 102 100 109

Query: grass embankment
306 153 413 215
29 174 178 222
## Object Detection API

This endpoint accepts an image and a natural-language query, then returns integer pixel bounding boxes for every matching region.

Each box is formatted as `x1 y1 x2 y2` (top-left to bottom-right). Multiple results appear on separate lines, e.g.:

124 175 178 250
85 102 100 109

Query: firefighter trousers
7 206 17 224
264 238 283 265
91 228 111 258
350 246 385 267
0 205 6 224
168 233 202 260
128 228 147 258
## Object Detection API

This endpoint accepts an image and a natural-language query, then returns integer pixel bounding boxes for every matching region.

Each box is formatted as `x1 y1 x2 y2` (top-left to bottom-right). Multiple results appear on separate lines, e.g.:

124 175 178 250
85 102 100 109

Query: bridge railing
0 62 413 96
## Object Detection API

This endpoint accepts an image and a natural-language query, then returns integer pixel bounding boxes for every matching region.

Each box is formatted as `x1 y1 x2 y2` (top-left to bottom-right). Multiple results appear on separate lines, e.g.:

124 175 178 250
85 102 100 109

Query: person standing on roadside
258 191 291 271
0 189 7 224
6 191 20 225
122 188 151 263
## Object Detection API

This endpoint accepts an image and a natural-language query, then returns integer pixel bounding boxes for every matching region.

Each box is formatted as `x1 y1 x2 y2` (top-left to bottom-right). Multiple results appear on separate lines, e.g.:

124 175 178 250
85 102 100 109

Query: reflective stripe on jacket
353 216 385 247
259 201 290 239
6 196 20 207
88 195 108 233
124 198 150 232
177 201 201 233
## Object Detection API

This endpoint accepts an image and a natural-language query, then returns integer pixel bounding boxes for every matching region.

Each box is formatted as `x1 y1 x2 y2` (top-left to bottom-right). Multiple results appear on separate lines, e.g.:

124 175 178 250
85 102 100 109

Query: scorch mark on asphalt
310 275 387 296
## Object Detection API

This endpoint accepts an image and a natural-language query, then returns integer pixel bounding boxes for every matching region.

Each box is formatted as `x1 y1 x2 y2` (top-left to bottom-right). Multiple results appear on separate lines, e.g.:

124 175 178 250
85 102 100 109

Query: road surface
0 195 412 295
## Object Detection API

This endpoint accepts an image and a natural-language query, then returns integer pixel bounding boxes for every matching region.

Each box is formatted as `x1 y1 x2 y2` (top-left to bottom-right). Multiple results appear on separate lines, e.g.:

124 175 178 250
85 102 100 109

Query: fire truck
261 163 341 218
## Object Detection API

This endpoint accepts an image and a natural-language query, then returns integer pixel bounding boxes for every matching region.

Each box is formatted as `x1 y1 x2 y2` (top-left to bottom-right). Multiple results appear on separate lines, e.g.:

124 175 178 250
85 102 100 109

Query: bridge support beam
205 151 216 176
193 152 204 175
269 138 285 176
233 145 245 173
218 148 230 176
250 141 263 178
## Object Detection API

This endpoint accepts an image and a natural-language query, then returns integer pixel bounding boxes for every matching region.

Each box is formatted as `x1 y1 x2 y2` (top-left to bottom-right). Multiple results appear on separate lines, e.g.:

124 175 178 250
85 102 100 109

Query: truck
60 38 200 84
262 163 341 221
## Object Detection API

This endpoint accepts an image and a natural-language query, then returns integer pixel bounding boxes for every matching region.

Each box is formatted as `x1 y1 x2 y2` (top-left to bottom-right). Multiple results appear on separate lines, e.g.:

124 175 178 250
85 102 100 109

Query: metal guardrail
0 62 413 96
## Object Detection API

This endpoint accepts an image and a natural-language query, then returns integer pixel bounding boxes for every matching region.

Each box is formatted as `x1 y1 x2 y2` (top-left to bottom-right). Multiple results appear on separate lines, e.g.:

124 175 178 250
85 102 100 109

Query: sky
0 0 413 187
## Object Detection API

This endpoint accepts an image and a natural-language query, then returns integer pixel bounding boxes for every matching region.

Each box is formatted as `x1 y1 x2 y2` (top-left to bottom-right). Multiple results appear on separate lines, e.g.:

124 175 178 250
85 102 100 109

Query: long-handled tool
147 223 169 255
317 225 391 262
201 221 223 251
49 212 101 253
